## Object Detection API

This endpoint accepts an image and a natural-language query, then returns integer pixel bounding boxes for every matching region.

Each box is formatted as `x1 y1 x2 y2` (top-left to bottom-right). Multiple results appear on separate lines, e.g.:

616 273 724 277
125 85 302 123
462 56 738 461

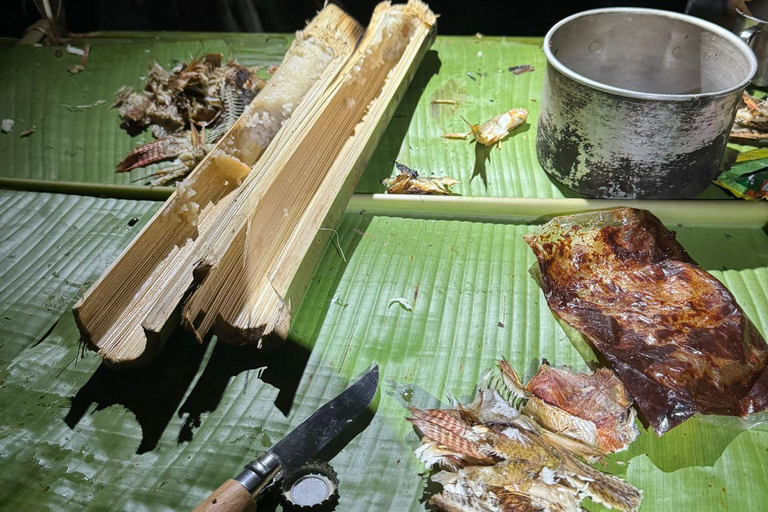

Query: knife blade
192 364 379 512
269 364 379 473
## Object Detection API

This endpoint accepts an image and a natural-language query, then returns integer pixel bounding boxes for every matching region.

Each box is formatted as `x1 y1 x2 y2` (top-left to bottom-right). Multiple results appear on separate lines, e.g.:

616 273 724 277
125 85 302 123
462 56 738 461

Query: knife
192 364 379 512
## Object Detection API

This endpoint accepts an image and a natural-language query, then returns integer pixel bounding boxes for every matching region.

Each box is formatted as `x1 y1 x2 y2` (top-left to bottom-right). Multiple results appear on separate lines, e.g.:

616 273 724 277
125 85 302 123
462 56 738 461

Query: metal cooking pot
537 8 757 199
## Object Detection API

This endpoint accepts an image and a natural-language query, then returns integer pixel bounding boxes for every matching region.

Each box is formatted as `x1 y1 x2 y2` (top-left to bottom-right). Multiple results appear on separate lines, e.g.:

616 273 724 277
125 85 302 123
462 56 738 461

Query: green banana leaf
1 203 767 511
0 190 158 364
1 32 767 512
0 34 288 186
0 34 733 199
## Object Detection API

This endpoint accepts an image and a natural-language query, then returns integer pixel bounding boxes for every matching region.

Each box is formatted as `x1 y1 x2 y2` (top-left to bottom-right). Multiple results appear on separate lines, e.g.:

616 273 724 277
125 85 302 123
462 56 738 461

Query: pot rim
736 6 768 25
543 7 758 101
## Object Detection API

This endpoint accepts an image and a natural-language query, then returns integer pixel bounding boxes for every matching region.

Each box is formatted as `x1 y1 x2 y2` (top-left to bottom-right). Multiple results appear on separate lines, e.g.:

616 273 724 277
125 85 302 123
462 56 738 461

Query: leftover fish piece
466 109 528 147
442 108 528 147
730 92 768 143
408 360 642 512
116 124 208 181
499 359 638 455
388 297 414 312
509 65 534 75
524 208 768 434
443 109 529 148
113 53 265 184
382 162 459 195
441 131 470 140
736 92 768 129
67 43 91 74
730 124 768 143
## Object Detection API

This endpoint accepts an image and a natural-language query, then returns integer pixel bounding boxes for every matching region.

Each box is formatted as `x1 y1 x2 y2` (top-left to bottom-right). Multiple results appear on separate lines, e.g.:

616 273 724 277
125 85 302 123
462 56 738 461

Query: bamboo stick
0 177 175 199
345 195 768 229
1 176 764 230
179 1 438 346
73 5 363 366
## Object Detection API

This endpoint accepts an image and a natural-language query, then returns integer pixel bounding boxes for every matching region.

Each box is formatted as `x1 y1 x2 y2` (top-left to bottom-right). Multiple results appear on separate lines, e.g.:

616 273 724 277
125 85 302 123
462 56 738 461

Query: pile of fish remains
409 360 642 512
730 91 768 143
114 54 265 184
525 208 768 434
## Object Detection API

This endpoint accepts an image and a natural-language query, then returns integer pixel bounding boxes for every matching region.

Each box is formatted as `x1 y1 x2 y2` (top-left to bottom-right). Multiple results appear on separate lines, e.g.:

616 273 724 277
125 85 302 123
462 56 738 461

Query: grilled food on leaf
525 208 768 434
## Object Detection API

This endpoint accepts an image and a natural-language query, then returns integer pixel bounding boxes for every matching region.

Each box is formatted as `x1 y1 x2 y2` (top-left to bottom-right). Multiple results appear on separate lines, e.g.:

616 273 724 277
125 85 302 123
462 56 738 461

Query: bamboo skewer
346 195 768 229
3 177 766 230
179 1 438 346
73 5 363 366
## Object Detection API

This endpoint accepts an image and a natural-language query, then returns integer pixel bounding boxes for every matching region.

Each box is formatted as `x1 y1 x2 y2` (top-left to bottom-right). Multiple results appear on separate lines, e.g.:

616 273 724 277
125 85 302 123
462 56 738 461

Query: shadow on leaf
177 335 312 443
65 330 207 454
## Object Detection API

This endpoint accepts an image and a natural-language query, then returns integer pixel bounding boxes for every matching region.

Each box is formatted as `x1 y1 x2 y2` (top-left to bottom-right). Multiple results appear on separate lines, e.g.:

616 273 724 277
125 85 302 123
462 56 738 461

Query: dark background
2 0 692 38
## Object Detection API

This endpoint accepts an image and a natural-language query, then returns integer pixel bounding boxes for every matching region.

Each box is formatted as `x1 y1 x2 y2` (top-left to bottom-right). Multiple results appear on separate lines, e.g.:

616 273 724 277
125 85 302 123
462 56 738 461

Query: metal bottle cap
281 460 339 511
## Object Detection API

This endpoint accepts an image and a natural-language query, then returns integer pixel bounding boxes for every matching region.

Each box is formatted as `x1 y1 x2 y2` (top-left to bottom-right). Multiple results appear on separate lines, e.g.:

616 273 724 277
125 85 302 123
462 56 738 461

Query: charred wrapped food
524 208 768 434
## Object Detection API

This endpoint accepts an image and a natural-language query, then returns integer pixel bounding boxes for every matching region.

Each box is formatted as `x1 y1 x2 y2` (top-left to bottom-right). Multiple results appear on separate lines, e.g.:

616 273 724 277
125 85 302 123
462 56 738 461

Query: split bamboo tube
73 5 363 366
180 1 437 346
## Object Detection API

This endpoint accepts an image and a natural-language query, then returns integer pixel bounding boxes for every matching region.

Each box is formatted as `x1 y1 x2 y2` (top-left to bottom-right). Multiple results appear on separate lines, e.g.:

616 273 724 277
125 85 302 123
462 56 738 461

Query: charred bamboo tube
180 1 437 346
73 5 363 366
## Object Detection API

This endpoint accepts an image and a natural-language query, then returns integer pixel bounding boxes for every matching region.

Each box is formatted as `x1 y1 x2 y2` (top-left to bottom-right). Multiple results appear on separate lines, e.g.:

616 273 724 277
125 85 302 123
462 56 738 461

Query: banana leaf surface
0 33 734 198
0 32 767 512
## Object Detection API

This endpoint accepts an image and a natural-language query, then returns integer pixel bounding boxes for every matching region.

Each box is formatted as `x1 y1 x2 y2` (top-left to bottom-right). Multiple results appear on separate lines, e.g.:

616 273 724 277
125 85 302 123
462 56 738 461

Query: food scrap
68 44 92 74
20 126 36 138
113 53 265 184
468 108 528 146
408 359 642 512
65 44 85 57
501 360 639 455
1 119 14 133
444 108 528 147
60 100 106 112
441 131 470 140
388 297 414 312
509 64 535 75
382 162 459 195
730 91 768 143
525 208 768 434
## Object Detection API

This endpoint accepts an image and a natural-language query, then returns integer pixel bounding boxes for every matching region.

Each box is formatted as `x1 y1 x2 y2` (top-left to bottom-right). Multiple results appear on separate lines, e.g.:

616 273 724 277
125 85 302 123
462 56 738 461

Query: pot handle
740 25 763 46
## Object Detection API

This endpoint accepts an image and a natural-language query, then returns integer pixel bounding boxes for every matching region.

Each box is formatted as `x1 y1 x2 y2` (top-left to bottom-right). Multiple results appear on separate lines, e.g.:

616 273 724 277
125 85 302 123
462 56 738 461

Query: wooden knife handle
192 479 257 512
